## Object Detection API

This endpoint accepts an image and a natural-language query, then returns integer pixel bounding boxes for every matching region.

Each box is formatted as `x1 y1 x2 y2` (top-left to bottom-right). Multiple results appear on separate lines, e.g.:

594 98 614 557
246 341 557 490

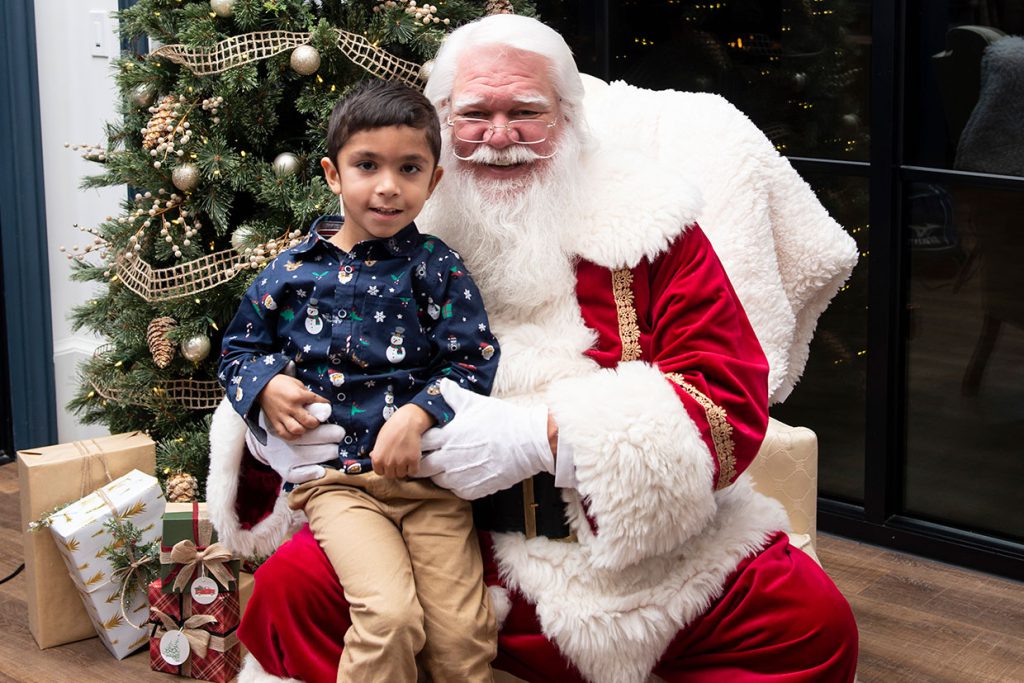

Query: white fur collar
568 140 703 269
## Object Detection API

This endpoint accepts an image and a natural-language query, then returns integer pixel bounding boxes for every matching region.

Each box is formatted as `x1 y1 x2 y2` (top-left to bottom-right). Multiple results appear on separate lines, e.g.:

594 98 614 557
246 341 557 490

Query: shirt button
339 310 347 319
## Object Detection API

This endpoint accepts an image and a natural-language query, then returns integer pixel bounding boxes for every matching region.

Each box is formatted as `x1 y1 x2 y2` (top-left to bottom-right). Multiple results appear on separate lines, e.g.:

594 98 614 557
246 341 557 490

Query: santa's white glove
416 379 554 500
245 403 343 484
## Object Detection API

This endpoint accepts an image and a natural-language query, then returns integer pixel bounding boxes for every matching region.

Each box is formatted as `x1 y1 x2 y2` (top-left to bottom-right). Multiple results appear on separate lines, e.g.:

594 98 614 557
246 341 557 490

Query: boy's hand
258 373 329 440
370 404 434 478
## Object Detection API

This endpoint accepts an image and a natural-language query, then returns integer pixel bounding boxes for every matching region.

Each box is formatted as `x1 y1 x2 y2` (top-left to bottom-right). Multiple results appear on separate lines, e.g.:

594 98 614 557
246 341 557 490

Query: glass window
904 181 1024 543
771 172 869 503
605 0 871 161
904 1 1024 176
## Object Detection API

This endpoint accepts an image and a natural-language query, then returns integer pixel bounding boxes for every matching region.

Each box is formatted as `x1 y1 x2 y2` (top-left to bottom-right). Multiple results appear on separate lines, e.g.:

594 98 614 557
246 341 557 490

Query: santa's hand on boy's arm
416 379 555 500
245 403 343 484
258 372 329 440
370 404 433 478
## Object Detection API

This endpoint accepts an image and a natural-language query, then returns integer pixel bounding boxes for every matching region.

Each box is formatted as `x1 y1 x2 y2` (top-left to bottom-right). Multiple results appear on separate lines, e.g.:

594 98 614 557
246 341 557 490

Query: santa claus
207 14 859 683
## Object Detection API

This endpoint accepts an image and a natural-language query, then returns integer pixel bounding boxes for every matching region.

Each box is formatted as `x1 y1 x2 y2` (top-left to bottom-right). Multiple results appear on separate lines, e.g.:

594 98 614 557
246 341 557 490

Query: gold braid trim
611 268 642 362
664 373 737 490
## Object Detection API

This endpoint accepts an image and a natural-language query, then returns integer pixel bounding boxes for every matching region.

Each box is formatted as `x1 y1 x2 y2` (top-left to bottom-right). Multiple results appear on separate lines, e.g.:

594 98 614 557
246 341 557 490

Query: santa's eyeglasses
445 116 558 145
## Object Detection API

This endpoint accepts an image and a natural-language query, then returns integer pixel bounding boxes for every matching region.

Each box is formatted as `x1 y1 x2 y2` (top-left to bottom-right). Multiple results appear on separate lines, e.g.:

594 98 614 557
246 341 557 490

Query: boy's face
321 125 443 251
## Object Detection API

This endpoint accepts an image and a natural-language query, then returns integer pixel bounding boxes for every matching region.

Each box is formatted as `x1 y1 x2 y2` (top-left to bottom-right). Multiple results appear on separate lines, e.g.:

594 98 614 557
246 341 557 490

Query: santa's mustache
455 143 548 165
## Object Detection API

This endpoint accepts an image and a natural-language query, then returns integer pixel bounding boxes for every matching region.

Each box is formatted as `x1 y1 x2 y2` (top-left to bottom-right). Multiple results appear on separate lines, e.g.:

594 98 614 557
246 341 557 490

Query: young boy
218 79 499 682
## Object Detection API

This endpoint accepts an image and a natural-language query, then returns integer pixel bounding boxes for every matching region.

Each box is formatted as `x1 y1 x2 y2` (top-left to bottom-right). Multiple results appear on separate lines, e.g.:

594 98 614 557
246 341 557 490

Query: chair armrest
746 417 819 562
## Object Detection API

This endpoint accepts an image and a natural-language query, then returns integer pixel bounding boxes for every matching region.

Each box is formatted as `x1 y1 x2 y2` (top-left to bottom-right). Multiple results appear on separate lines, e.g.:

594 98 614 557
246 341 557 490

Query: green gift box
159 502 240 595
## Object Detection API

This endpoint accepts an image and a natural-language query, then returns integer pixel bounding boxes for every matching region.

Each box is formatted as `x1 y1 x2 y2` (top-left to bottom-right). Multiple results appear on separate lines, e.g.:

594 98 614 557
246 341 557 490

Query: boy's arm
406 246 500 427
218 273 296 440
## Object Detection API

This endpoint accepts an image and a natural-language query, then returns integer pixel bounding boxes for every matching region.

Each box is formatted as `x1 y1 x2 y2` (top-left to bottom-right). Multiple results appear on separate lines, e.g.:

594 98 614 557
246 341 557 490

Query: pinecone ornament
147 316 177 368
142 95 180 150
166 471 199 502
484 0 514 14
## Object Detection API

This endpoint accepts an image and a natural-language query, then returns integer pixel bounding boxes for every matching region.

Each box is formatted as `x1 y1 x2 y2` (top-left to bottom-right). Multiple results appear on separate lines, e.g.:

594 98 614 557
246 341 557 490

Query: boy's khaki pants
289 471 496 683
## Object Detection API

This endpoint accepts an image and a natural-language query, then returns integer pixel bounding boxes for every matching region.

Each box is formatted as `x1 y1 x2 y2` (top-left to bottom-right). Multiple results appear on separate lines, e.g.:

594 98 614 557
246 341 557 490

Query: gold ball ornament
210 0 234 17
131 83 157 108
418 60 435 84
290 45 321 76
272 152 301 178
181 334 212 363
166 472 199 503
172 163 200 192
231 224 258 252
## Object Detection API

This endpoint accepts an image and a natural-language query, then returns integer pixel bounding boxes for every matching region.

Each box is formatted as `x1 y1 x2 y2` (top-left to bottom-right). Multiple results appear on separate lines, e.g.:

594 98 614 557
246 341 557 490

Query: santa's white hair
423 14 586 124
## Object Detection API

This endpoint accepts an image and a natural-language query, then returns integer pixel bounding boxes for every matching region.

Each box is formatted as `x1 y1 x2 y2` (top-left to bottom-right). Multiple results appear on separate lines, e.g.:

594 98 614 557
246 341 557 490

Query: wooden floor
1 462 1022 683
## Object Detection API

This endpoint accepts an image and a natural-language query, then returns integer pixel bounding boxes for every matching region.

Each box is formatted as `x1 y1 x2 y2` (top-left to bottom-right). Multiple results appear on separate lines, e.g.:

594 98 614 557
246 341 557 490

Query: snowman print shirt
219 216 500 466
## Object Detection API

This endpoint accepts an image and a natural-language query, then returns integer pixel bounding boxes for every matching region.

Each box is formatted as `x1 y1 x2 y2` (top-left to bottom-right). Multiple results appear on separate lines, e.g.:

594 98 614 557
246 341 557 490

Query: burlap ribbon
167 539 236 593
151 608 218 658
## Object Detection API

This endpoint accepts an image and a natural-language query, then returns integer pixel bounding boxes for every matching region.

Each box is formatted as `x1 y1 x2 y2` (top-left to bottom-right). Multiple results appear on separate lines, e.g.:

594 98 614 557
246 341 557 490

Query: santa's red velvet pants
239 528 858 683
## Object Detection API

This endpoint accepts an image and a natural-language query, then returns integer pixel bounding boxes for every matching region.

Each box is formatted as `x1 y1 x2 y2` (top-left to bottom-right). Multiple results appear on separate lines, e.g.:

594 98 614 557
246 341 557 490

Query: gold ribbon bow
169 539 236 593
151 608 218 659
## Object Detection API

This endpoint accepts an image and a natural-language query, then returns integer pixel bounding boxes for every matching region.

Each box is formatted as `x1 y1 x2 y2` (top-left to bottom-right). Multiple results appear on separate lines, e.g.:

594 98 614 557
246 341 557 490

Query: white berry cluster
119 189 203 262
233 229 306 274
202 95 225 124
373 0 450 26
142 94 193 169
64 142 107 162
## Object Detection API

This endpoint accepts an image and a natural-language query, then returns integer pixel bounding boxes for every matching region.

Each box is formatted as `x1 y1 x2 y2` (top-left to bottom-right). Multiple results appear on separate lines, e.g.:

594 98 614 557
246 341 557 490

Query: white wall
35 0 122 442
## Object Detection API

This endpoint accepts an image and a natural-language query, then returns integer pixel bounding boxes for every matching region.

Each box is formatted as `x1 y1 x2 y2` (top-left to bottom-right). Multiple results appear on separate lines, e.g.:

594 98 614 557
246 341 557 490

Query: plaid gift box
148 610 241 683
148 578 240 635
160 502 240 595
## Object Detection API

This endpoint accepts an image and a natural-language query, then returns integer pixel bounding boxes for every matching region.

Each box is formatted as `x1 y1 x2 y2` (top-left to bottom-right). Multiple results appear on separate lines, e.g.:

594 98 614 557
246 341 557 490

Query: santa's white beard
419 128 586 314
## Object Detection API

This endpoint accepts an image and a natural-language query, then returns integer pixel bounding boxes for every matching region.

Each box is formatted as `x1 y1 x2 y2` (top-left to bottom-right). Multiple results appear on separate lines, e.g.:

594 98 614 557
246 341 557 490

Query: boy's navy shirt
218 215 500 466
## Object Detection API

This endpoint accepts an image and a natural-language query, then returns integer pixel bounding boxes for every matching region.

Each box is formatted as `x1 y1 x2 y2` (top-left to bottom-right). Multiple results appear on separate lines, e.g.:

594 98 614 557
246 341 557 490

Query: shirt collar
295 215 421 258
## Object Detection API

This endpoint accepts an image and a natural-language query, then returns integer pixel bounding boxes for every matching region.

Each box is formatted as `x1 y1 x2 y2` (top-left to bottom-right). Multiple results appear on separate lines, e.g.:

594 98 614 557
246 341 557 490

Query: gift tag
191 575 219 605
160 629 190 666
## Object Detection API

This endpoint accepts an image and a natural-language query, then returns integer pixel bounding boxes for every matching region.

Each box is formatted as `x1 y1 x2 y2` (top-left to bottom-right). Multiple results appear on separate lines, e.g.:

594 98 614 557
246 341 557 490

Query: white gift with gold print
46 469 166 659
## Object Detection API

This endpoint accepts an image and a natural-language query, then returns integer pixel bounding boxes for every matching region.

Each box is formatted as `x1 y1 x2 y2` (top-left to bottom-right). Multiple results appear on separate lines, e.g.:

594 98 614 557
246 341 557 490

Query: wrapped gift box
17 432 155 648
148 577 250 682
46 469 165 659
160 502 240 595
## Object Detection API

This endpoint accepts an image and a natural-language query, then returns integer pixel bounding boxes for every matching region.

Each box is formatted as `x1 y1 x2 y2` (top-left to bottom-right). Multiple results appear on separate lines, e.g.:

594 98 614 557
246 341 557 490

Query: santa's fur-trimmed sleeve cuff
207 399 302 558
546 361 716 570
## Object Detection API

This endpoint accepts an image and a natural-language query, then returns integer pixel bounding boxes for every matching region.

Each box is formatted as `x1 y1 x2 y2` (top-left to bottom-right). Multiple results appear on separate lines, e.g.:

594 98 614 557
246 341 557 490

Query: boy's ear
427 165 444 195
321 157 343 194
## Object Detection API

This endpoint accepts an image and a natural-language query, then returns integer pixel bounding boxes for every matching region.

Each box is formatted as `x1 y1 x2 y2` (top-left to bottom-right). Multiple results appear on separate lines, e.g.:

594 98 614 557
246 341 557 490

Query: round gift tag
160 629 191 666
191 575 220 605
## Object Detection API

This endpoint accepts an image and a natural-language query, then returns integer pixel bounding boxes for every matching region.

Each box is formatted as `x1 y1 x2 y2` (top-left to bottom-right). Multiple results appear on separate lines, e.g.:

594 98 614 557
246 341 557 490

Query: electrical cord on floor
0 563 24 585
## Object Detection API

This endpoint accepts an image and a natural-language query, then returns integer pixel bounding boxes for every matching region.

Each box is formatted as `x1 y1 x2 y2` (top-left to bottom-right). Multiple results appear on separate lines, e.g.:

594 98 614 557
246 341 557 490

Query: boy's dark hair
326 79 441 166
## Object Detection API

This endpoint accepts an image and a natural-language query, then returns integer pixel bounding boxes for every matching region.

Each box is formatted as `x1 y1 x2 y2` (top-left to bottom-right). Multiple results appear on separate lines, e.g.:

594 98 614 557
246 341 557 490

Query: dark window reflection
905 183 1024 543
771 173 869 503
905 1 1024 175
606 0 871 161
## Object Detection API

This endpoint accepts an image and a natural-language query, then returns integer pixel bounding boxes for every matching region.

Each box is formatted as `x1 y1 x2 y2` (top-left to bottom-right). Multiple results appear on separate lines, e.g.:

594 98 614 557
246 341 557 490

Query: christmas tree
66 0 533 501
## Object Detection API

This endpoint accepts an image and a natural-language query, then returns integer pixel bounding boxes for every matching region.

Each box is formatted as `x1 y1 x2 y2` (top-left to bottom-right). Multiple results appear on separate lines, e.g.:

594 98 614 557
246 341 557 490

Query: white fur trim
238 654 301 683
207 399 303 558
581 80 857 402
545 362 716 570
492 477 788 683
569 143 703 269
488 585 513 629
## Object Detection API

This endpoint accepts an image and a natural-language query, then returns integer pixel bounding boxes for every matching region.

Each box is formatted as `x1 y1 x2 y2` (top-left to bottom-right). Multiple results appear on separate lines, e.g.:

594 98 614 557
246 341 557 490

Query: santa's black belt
472 472 577 542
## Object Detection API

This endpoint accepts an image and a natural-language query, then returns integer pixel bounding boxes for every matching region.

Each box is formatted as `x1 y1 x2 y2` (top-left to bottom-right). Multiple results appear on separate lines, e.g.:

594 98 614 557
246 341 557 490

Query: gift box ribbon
96 488 155 629
151 608 220 658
